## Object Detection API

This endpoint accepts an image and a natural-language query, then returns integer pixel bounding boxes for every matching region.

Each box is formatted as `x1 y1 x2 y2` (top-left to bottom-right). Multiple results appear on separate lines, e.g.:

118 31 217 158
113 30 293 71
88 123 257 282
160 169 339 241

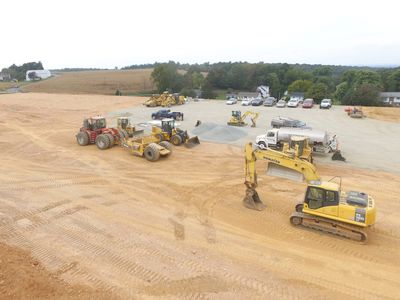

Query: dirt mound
191 122 247 142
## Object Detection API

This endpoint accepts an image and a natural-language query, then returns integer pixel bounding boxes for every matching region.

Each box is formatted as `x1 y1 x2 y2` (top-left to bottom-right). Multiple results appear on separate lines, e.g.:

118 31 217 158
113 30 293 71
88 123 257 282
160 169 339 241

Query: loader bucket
266 163 304 182
185 135 200 148
243 187 266 211
131 129 144 137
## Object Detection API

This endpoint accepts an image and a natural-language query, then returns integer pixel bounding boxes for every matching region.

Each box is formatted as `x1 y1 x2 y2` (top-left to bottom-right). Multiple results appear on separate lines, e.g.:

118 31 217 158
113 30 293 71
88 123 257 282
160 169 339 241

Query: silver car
276 99 286 108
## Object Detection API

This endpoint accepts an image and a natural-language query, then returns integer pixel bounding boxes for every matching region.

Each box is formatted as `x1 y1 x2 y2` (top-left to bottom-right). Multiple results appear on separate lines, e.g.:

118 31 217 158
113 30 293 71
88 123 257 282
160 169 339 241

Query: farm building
26 69 51 81
380 92 400 106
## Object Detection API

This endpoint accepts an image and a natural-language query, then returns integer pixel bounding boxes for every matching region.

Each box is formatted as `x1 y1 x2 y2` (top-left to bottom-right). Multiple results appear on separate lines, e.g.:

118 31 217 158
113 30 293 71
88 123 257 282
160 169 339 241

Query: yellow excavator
227 111 259 127
243 142 376 241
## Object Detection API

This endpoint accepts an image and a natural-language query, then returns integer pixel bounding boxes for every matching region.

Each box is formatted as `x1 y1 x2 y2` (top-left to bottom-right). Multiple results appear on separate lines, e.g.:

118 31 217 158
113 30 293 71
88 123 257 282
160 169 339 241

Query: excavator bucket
266 163 304 182
184 135 200 148
243 187 266 211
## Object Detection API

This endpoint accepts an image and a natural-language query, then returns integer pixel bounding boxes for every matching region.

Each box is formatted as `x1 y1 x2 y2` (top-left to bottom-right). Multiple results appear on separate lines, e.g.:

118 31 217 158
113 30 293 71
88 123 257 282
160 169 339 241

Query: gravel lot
109 100 400 174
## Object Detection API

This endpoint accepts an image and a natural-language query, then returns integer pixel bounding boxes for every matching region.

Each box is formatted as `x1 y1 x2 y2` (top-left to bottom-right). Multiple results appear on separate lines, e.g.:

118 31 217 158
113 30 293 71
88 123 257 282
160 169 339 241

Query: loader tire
155 133 164 142
171 134 182 146
76 132 89 146
105 133 114 148
160 141 173 153
144 143 160 161
95 134 110 150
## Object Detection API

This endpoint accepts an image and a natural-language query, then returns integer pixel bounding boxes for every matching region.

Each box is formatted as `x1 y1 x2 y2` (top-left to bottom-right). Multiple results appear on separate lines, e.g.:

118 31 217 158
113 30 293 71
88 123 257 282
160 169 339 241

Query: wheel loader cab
117 117 129 129
161 119 175 135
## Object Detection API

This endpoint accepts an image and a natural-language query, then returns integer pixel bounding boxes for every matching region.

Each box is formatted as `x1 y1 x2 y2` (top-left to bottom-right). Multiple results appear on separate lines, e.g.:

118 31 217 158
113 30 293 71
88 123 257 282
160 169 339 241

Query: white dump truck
255 127 338 153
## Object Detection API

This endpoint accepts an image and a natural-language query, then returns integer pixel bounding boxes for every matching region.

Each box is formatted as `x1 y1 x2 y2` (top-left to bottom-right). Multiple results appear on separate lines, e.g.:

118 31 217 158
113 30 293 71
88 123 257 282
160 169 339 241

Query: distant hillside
23 69 154 95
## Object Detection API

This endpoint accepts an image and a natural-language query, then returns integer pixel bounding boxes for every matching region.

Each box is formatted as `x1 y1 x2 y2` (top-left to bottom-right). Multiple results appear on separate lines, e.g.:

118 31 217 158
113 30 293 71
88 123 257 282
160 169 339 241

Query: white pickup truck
256 127 338 153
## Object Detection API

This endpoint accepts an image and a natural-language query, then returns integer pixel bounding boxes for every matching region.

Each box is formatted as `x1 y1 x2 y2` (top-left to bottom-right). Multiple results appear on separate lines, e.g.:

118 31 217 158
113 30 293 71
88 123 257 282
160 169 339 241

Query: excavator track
290 211 367 242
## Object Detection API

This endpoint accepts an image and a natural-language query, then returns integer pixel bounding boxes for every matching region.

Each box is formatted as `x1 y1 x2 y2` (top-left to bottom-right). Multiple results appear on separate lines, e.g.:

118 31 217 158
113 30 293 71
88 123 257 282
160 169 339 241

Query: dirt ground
0 93 400 299
22 69 154 95
363 106 400 123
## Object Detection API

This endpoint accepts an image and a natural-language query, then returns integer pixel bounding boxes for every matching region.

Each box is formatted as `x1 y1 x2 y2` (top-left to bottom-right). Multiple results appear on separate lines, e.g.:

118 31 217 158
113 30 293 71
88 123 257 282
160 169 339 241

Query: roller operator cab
302 181 376 227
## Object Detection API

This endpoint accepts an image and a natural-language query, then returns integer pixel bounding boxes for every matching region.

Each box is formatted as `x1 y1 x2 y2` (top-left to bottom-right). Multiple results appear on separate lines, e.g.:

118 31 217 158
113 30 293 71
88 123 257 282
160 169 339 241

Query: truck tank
276 127 329 145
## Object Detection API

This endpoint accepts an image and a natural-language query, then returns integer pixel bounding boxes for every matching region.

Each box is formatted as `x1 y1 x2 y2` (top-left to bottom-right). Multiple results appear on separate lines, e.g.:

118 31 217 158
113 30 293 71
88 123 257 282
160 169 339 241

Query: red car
302 98 314 108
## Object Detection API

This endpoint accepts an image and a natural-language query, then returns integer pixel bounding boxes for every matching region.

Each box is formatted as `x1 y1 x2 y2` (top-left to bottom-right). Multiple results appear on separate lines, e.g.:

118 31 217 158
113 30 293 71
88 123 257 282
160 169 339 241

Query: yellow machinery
227 111 259 127
144 91 185 107
120 135 172 161
117 117 144 138
152 118 200 147
243 143 376 241
282 136 313 163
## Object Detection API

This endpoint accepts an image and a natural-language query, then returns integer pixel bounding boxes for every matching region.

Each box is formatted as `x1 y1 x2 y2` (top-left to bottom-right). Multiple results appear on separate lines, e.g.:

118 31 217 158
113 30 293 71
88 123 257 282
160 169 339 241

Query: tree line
1 62 44 81
145 61 400 105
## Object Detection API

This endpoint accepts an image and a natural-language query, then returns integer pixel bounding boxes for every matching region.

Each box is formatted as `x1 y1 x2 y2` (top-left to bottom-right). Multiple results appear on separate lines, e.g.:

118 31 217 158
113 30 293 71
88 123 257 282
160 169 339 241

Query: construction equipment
347 106 365 118
152 118 200 147
282 136 313 163
76 116 123 150
116 117 144 137
227 111 259 127
243 143 376 241
144 91 185 108
120 135 172 161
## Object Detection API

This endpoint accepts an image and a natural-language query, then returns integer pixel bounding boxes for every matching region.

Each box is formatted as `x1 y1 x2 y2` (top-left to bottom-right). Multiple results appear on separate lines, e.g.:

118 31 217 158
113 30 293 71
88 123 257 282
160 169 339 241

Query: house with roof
380 92 400 106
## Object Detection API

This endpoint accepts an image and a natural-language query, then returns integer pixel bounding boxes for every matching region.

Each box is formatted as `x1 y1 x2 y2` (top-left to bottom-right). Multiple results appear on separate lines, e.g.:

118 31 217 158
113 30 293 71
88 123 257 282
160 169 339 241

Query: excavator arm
241 111 259 127
243 142 320 210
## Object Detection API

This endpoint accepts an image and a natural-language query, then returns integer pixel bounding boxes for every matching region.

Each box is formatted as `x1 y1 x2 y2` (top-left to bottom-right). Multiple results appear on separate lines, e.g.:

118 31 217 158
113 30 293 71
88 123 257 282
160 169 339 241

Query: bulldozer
227 111 259 127
152 118 200 147
116 117 144 138
120 135 172 162
282 136 313 163
243 143 376 242
144 91 185 108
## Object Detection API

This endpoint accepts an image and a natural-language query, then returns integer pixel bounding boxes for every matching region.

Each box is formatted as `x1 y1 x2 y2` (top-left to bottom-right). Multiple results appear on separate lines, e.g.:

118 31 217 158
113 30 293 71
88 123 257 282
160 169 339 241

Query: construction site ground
0 93 399 299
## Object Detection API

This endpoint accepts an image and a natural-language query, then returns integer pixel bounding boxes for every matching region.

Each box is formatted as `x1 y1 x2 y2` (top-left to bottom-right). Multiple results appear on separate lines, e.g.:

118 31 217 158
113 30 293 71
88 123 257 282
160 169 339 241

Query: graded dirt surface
22 69 154 95
0 93 400 299
363 106 400 123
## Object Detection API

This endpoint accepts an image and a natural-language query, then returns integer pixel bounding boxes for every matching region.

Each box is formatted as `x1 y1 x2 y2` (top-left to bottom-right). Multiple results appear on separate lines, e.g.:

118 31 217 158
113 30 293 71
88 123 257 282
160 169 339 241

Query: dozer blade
185 136 200 148
267 163 304 182
243 188 266 211
131 129 144 137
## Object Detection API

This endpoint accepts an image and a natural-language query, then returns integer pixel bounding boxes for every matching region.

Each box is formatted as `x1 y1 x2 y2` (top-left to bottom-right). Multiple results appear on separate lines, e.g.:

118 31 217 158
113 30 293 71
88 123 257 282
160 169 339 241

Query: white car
287 99 299 107
241 98 252 106
226 98 237 105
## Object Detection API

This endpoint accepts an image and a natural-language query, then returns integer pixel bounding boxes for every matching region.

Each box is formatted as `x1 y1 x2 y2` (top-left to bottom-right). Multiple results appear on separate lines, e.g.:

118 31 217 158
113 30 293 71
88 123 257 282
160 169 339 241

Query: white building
26 69 51 81
380 92 400 106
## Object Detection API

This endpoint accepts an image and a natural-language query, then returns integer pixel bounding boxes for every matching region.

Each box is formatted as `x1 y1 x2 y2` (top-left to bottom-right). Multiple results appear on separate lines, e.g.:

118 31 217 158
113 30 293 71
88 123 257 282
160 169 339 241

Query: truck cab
256 129 279 149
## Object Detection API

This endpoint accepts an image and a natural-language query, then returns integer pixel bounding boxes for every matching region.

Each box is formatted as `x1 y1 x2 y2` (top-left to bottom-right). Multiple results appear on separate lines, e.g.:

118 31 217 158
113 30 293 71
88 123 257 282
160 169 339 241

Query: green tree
342 83 380 106
354 70 382 88
151 62 183 93
306 83 329 102
201 79 216 99
191 72 205 89
387 69 400 91
288 80 313 93
334 82 349 102
267 73 280 98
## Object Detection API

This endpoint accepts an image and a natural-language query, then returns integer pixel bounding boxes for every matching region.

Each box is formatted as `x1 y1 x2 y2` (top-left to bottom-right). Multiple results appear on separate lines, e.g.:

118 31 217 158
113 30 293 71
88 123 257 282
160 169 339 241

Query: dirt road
0 93 399 299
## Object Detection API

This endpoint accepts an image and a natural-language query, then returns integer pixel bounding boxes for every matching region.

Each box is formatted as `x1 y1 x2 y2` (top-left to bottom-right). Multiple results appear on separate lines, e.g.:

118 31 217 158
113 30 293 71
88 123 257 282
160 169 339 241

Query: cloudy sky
2 0 400 69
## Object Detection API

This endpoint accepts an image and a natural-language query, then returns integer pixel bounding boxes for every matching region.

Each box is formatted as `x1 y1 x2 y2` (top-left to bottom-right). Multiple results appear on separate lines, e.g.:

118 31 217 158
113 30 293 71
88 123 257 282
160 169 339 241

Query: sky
2 0 400 69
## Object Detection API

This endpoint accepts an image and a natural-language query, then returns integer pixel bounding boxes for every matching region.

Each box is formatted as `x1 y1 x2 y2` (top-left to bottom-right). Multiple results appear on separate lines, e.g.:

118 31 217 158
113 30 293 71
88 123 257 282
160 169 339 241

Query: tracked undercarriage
290 211 367 242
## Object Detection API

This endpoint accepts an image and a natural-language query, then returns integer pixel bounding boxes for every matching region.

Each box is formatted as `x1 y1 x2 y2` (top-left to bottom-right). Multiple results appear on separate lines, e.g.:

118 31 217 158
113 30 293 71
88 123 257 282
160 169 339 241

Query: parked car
226 98 237 105
251 98 264 106
320 98 332 109
287 99 299 108
271 116 306 128
151 109 184 121
276 99 286 108
263 97 277 106
241 98 252 106
302 98 314 108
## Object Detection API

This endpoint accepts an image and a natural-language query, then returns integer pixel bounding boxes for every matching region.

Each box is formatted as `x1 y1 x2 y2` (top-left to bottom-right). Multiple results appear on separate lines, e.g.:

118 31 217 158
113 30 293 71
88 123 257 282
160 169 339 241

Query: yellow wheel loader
243 143 376 242
227 111 259 127
144 91 184 108
152 118 200 148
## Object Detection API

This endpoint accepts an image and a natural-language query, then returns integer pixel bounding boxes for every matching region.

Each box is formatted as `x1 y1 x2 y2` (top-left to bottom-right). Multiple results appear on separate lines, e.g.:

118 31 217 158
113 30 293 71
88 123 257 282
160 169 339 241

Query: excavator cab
232 111 241 119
